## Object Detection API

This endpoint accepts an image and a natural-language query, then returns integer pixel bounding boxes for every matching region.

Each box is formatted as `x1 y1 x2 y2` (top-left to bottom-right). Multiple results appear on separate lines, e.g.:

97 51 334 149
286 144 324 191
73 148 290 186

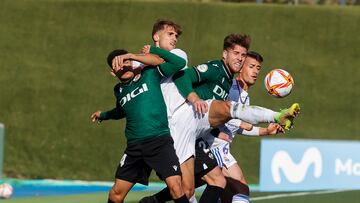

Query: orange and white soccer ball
264 69 294 98
0 183 13 199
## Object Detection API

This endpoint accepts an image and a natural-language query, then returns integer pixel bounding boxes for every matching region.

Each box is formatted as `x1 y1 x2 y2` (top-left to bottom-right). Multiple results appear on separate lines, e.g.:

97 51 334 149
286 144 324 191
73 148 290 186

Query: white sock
189 194 198 203
232 193 250 203
229 101 277 124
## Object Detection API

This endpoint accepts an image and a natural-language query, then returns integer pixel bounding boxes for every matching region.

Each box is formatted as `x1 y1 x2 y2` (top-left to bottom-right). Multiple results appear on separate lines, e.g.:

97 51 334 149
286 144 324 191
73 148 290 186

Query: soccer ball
0 183 13 199
264 69 294 98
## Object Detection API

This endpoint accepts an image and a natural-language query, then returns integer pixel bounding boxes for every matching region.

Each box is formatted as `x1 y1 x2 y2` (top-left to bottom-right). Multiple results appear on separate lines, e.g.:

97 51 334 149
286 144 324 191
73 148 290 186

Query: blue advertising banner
259 139 360 191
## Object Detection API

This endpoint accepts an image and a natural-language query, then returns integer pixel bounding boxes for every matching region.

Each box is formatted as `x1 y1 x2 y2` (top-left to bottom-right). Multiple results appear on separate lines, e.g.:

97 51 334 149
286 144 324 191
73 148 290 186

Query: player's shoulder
113 83 122 94
193 59 222 73
170 48 188 59
171 48 188 68
207 59 222 68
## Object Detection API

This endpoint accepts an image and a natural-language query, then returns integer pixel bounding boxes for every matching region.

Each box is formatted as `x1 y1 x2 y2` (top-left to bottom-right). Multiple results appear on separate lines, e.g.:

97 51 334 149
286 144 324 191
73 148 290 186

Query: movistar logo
119 83 148 106
271 147 322 184
213 85 228 100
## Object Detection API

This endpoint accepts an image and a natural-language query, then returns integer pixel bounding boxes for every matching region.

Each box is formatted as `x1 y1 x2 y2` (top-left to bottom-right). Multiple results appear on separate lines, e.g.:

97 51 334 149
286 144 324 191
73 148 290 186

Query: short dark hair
152 19 182 37
223 34 251 51
107 49 128 68
247 51 263 63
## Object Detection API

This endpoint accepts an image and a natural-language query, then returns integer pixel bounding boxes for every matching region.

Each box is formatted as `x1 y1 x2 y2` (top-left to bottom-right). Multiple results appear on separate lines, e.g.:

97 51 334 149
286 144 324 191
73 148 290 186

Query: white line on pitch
250 189 350 201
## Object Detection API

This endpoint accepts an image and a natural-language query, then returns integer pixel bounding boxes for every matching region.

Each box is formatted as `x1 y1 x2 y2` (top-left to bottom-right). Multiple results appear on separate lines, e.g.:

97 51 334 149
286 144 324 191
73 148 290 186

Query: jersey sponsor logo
196 64 208 72
271 147 322 184
119 83 149 106
213 85 228 100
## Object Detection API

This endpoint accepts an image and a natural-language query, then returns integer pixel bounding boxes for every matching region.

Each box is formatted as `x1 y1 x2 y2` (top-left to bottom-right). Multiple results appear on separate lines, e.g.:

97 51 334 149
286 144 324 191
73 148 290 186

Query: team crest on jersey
196 64 208 73
133 74 141 82
208 153 214 160
172 165 178 171
118 87 123 93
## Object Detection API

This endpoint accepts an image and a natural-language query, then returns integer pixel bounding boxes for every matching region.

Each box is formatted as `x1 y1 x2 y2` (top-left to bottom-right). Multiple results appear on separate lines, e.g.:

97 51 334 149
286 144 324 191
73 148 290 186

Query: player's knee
209 101 232 127
168 182 184 199
108 187 125 203
215 174 227 188
183 186 195 199
205 168 227 188
166 176 185 199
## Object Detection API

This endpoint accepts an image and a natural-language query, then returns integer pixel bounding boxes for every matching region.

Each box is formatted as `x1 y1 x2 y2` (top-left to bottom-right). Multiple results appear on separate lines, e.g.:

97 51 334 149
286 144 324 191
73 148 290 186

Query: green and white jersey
100 47 186 144
112 68 169 143
174 59 233 101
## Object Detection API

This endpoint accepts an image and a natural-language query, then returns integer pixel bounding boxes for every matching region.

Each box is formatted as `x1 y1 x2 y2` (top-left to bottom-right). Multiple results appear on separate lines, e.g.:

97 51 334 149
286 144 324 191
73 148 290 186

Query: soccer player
199 51 289 203
90 46 190 203
140 19 225 203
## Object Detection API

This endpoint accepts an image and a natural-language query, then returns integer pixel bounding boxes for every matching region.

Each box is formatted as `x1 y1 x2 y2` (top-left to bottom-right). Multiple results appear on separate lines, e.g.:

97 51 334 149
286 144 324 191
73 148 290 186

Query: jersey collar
220 60 233 80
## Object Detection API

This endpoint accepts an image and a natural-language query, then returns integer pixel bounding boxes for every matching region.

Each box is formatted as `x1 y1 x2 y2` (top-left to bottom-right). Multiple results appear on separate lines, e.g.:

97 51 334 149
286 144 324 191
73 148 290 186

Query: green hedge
0 0 359 183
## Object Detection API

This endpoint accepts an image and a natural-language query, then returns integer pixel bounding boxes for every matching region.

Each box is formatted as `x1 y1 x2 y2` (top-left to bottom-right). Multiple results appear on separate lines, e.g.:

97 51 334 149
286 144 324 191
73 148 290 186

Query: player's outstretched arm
149 46 186 77
260 123 285 135
112 52 164 71
187 92 208 113
90 105 125 123
172 68 210 113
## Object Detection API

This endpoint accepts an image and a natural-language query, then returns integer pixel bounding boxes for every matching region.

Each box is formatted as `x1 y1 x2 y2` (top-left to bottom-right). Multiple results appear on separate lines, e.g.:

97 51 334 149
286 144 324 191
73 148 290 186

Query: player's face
238 57 261 87
111 59 135 82
154 26 178 51
223 45 247 74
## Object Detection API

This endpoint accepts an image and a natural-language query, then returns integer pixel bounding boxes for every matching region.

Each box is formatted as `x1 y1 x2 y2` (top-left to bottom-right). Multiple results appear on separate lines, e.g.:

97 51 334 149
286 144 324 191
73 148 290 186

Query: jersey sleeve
172 68 198 99
192 63 220 83
149 46 186 77
99 105 125 120
170 48 188 69
172 63 220 99
99 85 126 120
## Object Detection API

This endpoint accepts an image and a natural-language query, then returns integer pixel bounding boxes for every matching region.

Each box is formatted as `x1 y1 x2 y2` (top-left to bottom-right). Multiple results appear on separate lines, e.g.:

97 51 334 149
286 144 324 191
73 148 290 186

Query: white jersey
218 80 250 142
161 48 188 118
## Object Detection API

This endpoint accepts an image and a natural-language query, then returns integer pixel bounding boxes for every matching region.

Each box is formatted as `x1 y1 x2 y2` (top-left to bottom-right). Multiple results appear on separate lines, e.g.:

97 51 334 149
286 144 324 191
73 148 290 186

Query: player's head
222 34 251 74
152 19 182 51
107 49 138 83
237 51 263 89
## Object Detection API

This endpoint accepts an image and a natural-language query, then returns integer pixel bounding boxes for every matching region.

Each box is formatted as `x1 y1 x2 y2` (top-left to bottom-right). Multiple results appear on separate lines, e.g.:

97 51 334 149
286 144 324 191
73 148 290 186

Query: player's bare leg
221 165 250 203
108 179 134 203
222 164 246 184
164 175 187 199
198 166 226 203
181 158 196 199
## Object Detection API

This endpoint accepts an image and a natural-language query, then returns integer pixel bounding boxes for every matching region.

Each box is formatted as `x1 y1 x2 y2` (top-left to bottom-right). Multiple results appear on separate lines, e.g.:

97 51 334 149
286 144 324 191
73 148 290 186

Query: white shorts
170 100 212 164
194 99 213 139
200 132 237 169
170 102 197 164
210 138 237 168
